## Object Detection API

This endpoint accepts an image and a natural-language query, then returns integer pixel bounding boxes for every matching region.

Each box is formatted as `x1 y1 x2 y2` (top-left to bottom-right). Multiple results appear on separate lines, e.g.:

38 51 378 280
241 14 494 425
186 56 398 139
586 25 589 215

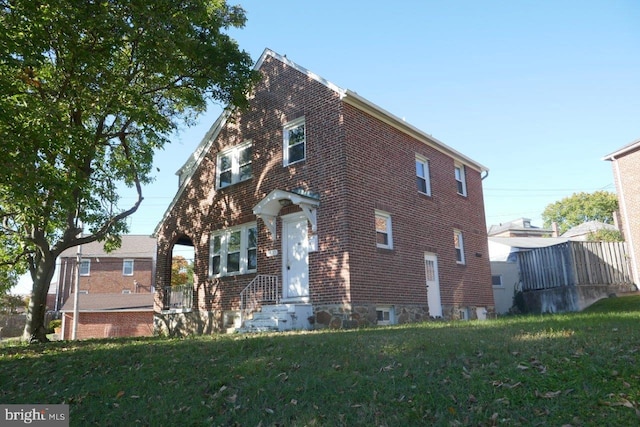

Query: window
376 306 394 325
79 259 91 276
283 117 306 166
416 155 431 195
455 163 467 196
123 259 134 276
209 223 258 277
216 141 252 188
454 230 465 264
122 289 132 294
375 210 393 249
492 275 503 286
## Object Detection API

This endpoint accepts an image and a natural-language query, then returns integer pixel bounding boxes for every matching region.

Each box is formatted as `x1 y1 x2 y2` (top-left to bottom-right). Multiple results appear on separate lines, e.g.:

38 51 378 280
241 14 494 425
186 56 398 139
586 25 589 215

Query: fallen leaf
116 391 125 399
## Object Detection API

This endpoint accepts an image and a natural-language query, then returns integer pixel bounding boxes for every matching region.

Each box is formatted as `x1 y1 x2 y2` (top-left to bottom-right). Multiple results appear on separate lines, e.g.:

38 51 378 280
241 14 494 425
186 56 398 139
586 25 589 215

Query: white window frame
283 117 306 166
376 306 394 325
209 223 258 277
79 259 91 276
216 141 252 189
375 210 393 249
416 155 431 196
454 229 465 264
455 163 467 196
122 259 134 276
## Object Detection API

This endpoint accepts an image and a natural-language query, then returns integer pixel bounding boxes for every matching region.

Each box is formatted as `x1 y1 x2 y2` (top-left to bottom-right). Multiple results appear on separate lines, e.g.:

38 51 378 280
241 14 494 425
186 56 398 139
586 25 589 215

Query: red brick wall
155 53 493 327
62 311 153 339
155 55 350 314
611 146 640 282
57 257 153 304
341 103 493 308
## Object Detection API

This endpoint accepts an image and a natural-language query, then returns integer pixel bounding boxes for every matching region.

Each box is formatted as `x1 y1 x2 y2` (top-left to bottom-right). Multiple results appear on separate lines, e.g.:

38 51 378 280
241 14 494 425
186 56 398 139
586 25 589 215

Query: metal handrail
162 283 193 310
240 275 280 323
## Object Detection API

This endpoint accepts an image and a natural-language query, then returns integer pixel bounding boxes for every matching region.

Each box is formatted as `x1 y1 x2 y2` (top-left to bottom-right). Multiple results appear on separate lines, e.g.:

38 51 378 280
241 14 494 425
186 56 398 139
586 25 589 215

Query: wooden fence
518 241 633 291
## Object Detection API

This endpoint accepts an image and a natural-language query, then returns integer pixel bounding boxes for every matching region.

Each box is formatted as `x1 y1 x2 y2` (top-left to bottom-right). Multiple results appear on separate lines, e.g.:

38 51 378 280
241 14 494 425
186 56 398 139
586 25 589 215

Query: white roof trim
154 48 488 235
341 90 488 173
603 138 640 160
255 49 347 97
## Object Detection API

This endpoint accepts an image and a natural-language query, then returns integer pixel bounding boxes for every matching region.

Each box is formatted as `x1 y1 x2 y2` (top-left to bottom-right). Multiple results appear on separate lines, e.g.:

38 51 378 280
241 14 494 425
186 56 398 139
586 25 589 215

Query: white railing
161 284 194 311
240 275 280 323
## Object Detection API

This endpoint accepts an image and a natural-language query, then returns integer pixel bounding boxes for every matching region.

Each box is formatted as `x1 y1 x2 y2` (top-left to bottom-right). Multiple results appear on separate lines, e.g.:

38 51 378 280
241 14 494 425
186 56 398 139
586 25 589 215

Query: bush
48 319 62 333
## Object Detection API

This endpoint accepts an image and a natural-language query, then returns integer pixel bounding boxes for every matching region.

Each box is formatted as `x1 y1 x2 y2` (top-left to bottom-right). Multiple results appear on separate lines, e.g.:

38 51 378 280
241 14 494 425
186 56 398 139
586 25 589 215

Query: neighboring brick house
604 140 640 284
154 49 494 334
487 218 554 238
54 235 156 339
59 293 153 339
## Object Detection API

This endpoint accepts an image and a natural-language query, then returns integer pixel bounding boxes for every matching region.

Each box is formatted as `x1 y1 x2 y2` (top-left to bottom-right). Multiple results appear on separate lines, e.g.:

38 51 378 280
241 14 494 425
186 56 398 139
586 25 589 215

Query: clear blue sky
123 0 640 234
13 1 640 294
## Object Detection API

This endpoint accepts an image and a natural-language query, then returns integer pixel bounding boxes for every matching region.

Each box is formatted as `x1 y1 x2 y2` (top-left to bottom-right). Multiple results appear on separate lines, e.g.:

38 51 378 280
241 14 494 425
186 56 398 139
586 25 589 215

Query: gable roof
59 235 156 259
561 221 617 238
154 48 489 236
603 138 640 160
60 293 153 312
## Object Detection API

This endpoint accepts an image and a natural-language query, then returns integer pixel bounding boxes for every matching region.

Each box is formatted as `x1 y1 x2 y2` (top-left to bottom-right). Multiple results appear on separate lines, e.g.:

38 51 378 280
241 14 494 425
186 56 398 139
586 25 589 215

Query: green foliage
171 256 194 287
0 293 26 314
542 191 618 235
587 229 624 242
47 319 62 333
0 0 258 341
3 300 640 425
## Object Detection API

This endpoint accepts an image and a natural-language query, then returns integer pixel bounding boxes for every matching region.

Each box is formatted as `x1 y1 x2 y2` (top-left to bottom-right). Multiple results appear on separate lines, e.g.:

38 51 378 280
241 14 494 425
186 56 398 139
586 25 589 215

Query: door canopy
253 189 320 240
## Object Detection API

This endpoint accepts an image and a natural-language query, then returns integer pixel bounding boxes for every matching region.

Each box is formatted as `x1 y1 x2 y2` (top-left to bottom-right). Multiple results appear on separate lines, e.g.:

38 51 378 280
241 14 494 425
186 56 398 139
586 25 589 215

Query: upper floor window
283 117 306 166
375 210 393 249
454 230 465 264
80 259 91 276
216 141 252 189
123 259 134 276
455 163 467 196
209 223 258 277
416 155 431 196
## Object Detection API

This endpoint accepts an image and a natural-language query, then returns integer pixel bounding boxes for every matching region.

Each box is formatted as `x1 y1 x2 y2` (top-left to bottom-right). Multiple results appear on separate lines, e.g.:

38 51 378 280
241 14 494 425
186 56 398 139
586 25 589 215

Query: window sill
210 270 257 279
160 308 193 314
376 247 395 253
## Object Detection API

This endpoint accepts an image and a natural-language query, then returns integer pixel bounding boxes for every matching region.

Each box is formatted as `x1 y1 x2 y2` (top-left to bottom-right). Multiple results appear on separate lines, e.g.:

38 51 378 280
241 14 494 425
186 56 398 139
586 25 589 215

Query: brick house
59 293 154 339
154 49 494 334
55 235 156 339
604 140 640 284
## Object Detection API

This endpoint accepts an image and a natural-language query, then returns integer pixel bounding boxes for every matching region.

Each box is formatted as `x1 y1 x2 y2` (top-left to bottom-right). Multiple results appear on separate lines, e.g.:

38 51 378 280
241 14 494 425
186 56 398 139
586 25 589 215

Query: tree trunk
22 254 57 343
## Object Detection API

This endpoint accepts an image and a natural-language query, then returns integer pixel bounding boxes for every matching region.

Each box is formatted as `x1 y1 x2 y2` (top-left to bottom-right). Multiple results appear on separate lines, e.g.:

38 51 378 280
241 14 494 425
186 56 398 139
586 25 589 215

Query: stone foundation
154 310 219 337
313 303 431 329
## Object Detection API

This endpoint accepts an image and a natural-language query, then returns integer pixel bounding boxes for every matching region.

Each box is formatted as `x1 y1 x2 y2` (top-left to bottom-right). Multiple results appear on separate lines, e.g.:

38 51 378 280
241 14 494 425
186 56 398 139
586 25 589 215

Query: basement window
376 306 394 325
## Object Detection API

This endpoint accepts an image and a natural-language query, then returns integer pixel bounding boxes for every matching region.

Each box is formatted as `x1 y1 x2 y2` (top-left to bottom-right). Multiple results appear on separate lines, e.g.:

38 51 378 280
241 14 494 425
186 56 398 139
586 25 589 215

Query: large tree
541 191 619 235
0 0 258 342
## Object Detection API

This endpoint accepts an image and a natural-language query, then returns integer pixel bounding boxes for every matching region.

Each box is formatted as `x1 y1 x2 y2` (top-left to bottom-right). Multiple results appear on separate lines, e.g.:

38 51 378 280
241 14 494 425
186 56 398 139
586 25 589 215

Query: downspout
481 170 489 180
612 156 639 285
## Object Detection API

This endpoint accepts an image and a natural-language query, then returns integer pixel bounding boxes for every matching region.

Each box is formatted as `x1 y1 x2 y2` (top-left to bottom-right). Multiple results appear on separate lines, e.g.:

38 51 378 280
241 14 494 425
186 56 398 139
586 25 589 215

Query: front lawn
2 296 640 426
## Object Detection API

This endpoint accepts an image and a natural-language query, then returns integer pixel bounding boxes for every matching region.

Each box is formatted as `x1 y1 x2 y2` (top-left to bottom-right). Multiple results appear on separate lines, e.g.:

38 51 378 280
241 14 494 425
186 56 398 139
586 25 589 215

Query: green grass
2 296 640 426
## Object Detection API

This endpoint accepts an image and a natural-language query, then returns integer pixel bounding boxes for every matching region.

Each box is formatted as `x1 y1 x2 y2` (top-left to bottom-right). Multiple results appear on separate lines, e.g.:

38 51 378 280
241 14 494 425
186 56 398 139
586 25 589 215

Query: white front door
282 213 309 301
425 253 442 318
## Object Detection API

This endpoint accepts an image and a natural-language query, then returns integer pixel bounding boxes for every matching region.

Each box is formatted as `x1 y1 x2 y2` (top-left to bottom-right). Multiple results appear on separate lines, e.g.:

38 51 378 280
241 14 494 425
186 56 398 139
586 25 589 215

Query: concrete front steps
237 303 313 333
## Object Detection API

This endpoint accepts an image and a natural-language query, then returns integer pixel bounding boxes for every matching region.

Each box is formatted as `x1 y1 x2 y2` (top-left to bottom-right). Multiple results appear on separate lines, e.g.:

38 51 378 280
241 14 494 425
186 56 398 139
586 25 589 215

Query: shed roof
60 293 153 312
